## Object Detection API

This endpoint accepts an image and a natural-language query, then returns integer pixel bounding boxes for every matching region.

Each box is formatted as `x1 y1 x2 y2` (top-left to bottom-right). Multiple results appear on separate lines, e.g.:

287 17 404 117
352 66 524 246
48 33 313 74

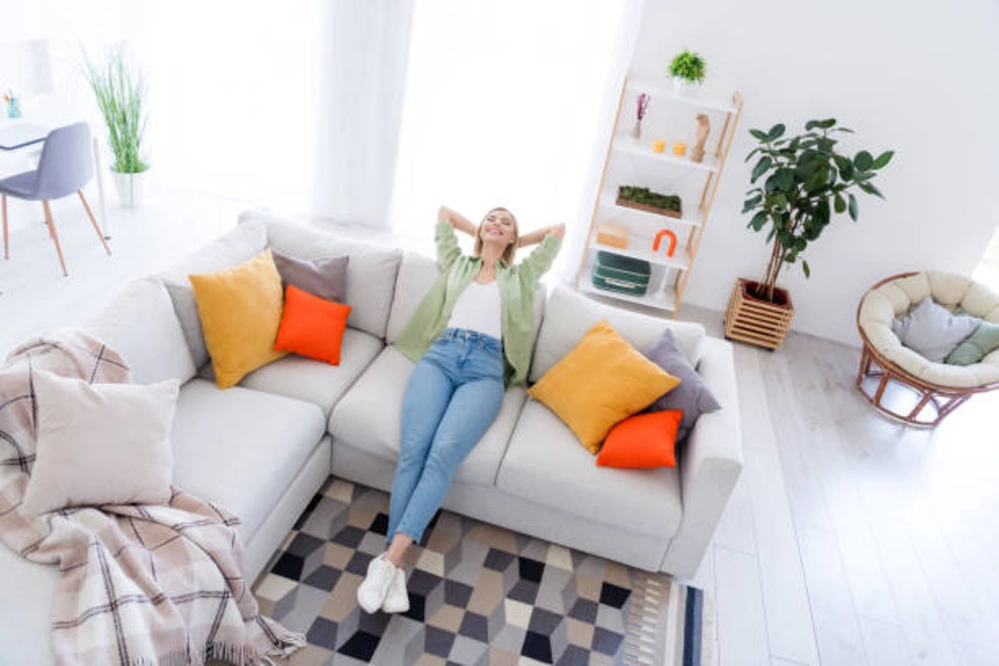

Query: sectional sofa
0 211 743 665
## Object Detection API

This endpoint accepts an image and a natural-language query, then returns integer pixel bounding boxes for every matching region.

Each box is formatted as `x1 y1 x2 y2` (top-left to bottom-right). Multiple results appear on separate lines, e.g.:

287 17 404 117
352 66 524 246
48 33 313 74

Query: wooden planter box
615 196 683 219
724 278 794 350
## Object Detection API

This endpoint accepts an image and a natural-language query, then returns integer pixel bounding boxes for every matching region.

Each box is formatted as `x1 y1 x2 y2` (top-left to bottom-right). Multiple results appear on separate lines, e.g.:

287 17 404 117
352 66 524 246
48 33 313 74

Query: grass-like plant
668 51 707 84
618 185 681 213
83 50 148 174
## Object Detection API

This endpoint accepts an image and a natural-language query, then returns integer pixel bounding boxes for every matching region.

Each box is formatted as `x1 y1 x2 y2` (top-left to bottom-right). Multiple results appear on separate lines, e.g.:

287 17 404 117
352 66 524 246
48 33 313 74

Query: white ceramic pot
672 78 689 95
111 169 148 208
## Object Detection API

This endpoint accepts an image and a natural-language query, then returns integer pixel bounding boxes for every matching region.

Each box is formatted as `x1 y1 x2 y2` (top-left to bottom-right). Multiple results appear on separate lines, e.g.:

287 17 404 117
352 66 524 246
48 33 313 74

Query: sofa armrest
661 337 744 578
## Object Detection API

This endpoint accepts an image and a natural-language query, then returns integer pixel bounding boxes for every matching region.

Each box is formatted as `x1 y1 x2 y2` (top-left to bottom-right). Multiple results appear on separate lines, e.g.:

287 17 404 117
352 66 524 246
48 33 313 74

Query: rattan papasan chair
856 271 999 426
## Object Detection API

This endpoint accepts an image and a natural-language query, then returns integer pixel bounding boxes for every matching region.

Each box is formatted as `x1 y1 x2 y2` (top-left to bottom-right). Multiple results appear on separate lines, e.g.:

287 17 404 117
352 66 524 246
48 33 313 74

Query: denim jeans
387 328 505 544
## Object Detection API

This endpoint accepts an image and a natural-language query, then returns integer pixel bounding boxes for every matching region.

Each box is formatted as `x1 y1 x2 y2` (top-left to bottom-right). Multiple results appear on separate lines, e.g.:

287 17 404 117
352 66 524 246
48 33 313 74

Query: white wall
629 0 999 346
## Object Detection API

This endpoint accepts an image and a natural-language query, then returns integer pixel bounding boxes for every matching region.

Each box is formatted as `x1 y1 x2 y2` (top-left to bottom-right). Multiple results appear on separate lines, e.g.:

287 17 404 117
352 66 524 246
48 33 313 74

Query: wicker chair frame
855 272 999 427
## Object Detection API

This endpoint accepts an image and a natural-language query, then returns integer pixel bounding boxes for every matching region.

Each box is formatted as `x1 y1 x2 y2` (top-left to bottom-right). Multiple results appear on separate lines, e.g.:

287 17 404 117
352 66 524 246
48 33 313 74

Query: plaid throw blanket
0 330 304 665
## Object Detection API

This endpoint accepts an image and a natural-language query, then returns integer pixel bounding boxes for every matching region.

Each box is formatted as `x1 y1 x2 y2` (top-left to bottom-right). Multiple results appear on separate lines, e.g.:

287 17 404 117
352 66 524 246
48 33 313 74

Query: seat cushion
239 327 383 416
170 379 326 541
241 211 402 339
329 346 527 486
496 398 683 538
0 546 57 665
0 170 39 199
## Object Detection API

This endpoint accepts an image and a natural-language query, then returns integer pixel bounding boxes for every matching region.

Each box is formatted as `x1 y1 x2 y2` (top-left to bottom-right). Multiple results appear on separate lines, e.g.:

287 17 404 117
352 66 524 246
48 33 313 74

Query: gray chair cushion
239 328 383 416
496 398 683 538
329 346 527 486
891 296 980 362
170 379 326 541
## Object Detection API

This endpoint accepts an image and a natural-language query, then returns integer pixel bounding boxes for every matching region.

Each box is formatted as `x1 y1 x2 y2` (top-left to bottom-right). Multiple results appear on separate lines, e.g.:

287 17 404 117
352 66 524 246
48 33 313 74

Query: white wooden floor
1 185 996 666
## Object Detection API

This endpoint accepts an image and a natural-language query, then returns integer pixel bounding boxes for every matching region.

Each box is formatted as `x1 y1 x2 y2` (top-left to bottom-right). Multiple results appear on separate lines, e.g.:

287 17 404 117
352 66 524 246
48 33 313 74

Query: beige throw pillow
22 372 180 517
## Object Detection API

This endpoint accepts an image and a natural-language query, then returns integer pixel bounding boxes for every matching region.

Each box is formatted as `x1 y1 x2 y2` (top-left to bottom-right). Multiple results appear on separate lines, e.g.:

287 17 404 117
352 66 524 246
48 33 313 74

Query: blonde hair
474 207 519 264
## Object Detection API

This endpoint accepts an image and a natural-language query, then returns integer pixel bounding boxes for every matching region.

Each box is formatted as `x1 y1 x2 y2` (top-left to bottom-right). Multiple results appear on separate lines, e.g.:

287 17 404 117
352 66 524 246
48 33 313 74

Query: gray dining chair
0 122 111 276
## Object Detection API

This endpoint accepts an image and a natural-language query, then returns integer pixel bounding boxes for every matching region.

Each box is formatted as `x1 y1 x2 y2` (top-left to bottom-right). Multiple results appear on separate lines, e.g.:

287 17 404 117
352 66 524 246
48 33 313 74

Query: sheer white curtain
390 0 634 274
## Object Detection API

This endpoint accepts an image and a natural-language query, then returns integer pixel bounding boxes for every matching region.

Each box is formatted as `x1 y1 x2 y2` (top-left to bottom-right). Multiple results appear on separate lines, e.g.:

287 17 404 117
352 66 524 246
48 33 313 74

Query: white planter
672 78 689 95
111 170 148 208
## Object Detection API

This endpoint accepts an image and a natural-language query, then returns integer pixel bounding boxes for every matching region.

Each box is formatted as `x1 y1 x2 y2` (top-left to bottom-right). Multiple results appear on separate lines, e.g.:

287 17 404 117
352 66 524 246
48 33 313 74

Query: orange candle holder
652 139 666 153
672 142 687 156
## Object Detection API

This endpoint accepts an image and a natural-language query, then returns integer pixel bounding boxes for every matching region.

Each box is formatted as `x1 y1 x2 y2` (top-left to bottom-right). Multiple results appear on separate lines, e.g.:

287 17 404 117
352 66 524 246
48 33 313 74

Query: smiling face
475 207 519 263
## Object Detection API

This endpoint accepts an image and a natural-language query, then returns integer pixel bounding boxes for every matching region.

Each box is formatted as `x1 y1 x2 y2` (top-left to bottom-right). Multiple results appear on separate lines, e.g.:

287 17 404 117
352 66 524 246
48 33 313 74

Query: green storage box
592 251 651 296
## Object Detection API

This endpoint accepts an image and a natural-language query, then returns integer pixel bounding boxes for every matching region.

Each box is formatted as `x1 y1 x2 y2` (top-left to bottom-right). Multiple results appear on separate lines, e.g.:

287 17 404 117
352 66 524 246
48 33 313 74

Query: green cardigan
396 221 562 386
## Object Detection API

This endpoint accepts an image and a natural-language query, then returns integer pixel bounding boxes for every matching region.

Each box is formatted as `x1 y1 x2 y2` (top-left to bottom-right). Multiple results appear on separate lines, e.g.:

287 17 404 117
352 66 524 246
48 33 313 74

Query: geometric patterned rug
252 477 714 666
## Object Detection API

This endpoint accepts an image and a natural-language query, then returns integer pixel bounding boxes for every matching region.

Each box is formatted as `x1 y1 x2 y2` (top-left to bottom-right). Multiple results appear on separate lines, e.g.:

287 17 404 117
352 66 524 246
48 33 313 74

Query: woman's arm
517 223 566 248
438 206 478 237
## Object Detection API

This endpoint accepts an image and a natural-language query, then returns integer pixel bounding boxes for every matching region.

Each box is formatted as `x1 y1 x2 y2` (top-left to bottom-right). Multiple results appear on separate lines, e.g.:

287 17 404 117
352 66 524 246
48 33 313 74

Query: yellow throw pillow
528 320 680 453
189 249 288 388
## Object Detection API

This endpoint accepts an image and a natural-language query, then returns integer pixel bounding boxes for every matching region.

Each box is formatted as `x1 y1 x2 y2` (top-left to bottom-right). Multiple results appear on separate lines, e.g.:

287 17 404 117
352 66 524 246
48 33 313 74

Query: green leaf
774 167 794 191
832 127 854 133
750 211 768 231
854 150 873 171
858 181 885 199
767 124 786 140
834 193 846 213
818 118 837 129
802 260 811 278
805 167 829 193
872 150 894 169
745 147 762 162
750 129 769 141
805 120 820 131
848 193 858 221
751 156 773 182
743 194 762 213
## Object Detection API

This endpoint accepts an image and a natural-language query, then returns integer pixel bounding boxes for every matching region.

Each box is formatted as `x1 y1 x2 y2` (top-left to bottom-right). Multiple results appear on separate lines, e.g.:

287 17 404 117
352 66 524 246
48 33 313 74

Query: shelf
588 230 692 271
599 194 703 228
579 279 677 312
626 75 737 114
612 139 720 173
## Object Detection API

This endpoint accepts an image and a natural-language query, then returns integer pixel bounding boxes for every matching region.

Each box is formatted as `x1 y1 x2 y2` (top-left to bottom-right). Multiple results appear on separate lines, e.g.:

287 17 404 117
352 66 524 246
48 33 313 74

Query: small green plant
83 50 148 174
668 51 707 84
743 118 893 302
618 186 681 213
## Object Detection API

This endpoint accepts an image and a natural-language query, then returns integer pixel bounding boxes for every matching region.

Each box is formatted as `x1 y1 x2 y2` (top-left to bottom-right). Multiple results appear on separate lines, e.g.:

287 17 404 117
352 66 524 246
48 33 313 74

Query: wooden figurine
691 113 710 163
653 229 677 257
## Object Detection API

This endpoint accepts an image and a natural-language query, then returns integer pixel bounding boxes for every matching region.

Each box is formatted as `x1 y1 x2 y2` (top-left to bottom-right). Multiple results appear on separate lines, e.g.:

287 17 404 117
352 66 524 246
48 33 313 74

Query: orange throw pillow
596 410 682 469
275 285 352 365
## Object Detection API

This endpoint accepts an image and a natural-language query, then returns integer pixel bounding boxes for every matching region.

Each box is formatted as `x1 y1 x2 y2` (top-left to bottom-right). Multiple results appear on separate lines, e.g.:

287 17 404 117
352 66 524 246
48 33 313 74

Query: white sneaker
357 555 396 614
381 567 410 614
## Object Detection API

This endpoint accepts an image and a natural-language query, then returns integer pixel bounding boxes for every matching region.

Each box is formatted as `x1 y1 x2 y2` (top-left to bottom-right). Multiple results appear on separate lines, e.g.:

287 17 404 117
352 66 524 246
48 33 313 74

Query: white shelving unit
574 73 744 314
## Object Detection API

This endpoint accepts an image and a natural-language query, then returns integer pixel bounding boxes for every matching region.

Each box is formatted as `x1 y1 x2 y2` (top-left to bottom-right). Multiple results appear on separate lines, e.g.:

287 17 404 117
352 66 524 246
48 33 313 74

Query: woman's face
479 209 517 247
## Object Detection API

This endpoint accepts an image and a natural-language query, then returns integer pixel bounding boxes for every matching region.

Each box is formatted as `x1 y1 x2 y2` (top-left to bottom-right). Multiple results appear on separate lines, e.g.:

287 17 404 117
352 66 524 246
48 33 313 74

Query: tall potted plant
724 118 893 349
84 51 149 208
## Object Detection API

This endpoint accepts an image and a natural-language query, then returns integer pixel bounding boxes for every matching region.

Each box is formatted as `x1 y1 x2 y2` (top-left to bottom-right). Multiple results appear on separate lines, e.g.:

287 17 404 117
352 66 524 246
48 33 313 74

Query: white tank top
447 280 503 339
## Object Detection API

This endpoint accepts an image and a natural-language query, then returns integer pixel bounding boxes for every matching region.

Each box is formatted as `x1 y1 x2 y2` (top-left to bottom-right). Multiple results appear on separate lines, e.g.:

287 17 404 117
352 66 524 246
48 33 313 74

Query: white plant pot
672 78 689 95
111 169 148 208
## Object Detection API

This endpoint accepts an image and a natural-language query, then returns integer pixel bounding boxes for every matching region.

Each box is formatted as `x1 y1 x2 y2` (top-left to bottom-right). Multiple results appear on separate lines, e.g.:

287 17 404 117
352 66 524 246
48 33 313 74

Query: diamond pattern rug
253 477 714 665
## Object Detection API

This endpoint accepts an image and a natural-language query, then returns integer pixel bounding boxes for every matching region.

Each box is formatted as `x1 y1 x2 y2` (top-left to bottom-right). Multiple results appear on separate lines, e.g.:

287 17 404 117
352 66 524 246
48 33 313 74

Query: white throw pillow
22 372 180 517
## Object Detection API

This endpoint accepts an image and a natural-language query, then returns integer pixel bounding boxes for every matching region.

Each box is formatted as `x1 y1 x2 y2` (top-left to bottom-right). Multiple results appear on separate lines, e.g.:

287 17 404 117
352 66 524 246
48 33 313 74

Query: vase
111 169 148 208
630 119 642 141
672 78 689 95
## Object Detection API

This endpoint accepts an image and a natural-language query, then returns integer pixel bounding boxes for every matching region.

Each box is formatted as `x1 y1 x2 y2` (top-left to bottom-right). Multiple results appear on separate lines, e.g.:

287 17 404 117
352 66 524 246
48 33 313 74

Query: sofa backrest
241 211 402 340
529 286 706 384
385 251 546 351
82 276 197 385
156 220 269 369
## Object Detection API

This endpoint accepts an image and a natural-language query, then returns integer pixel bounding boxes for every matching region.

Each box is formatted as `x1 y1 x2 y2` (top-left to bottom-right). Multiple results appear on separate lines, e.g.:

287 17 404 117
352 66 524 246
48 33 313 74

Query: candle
652 139 666 153
672 142 687 156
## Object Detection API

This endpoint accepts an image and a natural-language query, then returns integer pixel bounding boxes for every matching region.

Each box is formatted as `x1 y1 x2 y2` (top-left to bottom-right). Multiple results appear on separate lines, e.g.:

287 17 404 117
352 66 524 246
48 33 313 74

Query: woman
357 205 564 614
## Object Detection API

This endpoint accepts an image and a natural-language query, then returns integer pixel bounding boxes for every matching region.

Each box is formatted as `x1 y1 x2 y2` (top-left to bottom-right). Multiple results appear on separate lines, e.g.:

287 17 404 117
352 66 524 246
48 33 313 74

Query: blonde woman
357 205 564 613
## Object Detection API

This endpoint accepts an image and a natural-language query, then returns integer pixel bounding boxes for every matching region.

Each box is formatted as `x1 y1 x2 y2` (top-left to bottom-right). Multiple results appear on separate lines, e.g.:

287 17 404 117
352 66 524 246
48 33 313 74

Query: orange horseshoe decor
653 229 677 257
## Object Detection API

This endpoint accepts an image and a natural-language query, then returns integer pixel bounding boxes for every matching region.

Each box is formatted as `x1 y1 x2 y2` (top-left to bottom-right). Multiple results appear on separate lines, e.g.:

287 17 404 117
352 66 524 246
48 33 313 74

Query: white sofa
0 212 743 665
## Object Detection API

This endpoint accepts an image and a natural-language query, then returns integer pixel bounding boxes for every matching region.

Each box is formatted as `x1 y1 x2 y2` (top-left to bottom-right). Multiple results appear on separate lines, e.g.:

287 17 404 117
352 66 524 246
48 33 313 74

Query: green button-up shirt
396 221 562 387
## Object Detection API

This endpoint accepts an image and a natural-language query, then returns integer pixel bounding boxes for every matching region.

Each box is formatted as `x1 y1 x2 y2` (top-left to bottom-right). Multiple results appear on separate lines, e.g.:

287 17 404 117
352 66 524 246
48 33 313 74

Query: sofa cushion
170 379 326 541
891 297 979 363
530 286 705 383
82 277 196 385
496 398 683 538
159 221 269 368
0 547 57 665
385 251 546 350
329 346 527 486
240 211 402 339
272 249 349 303
240 327 383 416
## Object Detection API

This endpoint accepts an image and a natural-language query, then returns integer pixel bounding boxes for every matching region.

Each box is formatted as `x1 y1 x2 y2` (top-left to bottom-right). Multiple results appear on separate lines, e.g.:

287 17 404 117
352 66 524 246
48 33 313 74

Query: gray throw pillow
271 249 349 303
891 297 980 362
643 328 721 443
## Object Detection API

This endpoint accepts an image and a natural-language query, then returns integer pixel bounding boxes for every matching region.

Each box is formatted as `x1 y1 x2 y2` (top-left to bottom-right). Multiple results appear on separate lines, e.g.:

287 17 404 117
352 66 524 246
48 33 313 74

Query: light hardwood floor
1 185 995 666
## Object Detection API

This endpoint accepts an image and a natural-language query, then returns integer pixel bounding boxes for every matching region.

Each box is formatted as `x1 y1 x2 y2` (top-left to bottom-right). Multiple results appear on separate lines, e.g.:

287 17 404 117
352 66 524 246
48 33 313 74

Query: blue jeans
387 328 505 544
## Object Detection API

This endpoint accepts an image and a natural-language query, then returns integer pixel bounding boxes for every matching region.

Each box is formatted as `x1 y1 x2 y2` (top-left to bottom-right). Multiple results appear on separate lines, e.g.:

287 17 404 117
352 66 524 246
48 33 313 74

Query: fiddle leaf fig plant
742 118 893 302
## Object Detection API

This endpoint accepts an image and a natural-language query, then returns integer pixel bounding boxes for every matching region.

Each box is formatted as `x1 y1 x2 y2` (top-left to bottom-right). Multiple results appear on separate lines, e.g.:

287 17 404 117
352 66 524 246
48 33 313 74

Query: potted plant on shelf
724 118 893 350
84 50 149 208
617 185 682 219
667 50 706 94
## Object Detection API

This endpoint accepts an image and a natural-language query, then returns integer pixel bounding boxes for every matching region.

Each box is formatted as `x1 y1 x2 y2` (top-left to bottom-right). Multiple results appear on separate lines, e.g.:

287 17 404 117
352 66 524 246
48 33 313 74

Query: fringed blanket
0 330 303 665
